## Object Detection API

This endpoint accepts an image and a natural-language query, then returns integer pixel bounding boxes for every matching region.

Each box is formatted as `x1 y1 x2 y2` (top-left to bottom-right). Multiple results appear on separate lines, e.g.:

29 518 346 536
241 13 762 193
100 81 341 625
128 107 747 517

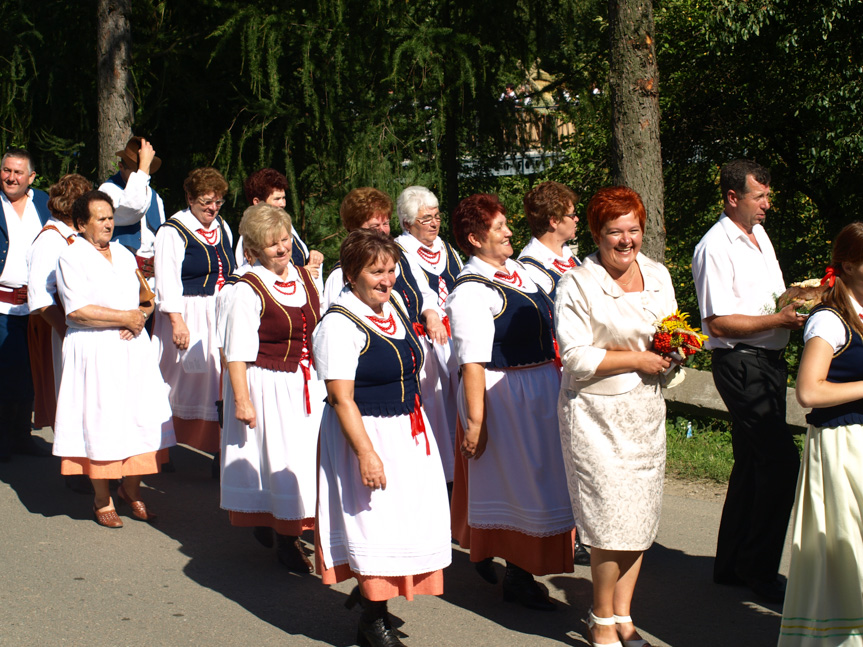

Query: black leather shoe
573 531 591 566
276 535 313 573
746 577 786 604
502 563 555 611
253 526 275 548
475 557 499 584
356 616 405 647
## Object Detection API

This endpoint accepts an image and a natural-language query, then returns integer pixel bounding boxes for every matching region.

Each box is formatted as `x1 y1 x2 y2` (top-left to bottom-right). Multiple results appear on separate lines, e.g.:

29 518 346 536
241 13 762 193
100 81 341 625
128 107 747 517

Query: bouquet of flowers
653 310 708 360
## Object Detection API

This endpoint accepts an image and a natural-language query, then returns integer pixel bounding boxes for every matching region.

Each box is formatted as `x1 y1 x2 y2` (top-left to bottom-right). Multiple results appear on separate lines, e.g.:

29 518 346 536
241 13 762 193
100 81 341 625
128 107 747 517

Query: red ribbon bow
821 265 837 288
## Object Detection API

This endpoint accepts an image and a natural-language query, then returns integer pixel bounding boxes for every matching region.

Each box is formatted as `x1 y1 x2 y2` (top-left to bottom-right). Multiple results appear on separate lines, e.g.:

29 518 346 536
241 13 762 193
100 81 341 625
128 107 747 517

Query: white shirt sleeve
803 309 847 353
554 272 608 380
312 311 365 380
99 171 153 227
445 280 499 365
56 248 95 315
154 224 186 314
223 282 263 362
27 234 65 311
403 253 441 316
692 241 735 320
322 267 345 311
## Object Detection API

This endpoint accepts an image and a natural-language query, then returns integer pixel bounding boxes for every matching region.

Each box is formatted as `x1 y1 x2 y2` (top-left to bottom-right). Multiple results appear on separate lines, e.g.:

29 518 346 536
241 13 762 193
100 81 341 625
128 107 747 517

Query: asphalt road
0 429 790 647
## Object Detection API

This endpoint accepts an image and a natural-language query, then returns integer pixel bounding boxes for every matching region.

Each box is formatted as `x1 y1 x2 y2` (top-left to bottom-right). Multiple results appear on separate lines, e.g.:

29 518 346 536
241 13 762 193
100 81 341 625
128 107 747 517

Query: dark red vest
238 267 321 373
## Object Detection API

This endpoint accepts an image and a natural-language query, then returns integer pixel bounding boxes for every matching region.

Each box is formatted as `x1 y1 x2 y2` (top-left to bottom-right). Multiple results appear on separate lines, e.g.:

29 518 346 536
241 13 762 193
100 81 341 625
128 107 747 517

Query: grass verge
665 416 734 484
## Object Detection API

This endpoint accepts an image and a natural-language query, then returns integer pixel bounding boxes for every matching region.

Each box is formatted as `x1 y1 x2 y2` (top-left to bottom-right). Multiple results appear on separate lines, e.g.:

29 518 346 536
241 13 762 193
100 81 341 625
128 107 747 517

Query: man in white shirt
692 159 805 603
99 136 165 278
0 148 51 461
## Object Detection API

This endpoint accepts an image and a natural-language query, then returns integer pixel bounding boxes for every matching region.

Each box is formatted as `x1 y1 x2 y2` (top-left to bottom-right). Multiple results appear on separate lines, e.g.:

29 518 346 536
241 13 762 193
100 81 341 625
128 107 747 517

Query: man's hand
777 302 807 330
137 139 156 175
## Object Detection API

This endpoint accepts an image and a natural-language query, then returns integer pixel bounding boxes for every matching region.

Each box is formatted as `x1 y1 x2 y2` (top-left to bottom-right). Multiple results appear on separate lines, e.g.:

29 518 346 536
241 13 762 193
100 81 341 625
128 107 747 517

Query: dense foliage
2 0 859 346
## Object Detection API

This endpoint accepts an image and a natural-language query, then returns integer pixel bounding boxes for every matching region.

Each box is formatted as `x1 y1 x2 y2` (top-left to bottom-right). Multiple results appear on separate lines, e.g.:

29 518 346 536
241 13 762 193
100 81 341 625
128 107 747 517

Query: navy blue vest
519 255 581 300
392 257 425 325
454 273 556 369
805 305 863 428
0 188 50 275
161 217 237 296
292 232 309 267
410 240 462 297
105 173 163 251
324 299 424 416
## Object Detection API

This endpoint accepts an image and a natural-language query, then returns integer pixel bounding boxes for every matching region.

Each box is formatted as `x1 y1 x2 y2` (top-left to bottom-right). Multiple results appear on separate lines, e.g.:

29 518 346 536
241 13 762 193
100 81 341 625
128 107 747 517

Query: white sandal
586 609 623 647
613 614 650 647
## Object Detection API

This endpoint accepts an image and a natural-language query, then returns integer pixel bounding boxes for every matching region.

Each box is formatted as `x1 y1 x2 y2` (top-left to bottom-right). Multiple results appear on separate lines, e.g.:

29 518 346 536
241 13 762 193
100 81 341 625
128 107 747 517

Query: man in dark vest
99 136 165 279
0 148 51 461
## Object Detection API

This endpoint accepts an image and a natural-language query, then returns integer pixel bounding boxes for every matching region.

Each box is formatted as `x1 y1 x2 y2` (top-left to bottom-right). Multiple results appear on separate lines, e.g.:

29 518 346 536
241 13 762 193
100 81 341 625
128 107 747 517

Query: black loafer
503 565 555 611
475 557 498 584
746 577 786 604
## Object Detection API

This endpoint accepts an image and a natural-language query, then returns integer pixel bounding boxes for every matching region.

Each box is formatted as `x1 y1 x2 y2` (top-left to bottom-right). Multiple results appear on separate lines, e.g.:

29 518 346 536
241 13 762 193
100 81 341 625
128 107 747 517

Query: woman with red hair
555 186 676 647
446 193 574 611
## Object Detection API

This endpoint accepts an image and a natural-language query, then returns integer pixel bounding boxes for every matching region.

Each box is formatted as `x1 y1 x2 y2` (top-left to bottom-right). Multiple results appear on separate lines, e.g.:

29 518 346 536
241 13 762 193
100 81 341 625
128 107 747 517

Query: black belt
714 343 784 362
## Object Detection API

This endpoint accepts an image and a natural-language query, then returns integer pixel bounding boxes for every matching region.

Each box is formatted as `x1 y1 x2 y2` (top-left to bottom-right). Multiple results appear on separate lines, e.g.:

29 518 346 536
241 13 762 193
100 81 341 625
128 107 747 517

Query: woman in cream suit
555 186 676 647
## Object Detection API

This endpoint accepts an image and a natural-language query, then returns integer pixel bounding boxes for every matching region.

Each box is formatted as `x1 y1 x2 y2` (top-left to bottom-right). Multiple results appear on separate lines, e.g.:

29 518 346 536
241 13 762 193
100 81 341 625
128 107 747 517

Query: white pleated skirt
220 364 324 520
152 294 221 421
457 362 574 538
779 423 863 647
53 327 175 460
317 404 452 577
418 336 459 482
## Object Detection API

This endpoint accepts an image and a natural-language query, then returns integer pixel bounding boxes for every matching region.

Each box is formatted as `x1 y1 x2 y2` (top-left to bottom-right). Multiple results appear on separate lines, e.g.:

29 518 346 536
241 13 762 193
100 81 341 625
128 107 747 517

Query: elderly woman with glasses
393 186 461 481
153 167 237 457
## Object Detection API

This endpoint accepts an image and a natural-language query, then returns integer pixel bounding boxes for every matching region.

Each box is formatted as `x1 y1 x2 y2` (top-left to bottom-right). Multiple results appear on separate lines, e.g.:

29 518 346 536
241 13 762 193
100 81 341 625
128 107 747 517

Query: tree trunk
608 0 665 262
97 0 133 182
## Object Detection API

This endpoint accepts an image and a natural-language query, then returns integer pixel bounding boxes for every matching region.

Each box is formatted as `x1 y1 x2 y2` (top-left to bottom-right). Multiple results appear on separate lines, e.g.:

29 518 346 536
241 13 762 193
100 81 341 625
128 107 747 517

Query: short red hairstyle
243 168 289 205
586 186 646 242
452 193 507 256
339 188 393 231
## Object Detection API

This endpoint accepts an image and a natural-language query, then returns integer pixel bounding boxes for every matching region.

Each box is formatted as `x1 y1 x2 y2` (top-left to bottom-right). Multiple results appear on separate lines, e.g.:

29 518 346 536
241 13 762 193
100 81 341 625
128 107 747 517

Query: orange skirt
314 531 444 601
60 448 169 479
451 419 574 576
173 417 221 454
229 512 314 536
28 314 57 429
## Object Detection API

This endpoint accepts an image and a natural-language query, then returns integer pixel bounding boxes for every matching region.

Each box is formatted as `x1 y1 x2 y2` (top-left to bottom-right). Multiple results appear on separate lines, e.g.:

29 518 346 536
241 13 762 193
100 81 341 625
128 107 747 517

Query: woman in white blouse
555 186 676 647
27 174 90 433
446 193 574 611
53 191 174 528
313 229 450 647
779 222 863 646
219 203 323 573
394 186 461 481
153 168 236 459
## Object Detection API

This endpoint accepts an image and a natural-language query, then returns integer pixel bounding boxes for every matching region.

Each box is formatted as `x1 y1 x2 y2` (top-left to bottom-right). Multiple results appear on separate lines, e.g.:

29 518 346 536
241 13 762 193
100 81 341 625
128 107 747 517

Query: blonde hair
239 203 293 260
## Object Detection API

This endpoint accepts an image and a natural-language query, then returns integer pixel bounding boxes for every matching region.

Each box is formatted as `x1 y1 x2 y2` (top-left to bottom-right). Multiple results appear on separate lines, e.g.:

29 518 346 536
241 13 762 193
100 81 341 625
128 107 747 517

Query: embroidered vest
239 268 321 373
105 172 162 251
324 299 424 416
805 305 863 428
453 274 556 369
161 217 236 296
519 255 580 299
412 241 461 296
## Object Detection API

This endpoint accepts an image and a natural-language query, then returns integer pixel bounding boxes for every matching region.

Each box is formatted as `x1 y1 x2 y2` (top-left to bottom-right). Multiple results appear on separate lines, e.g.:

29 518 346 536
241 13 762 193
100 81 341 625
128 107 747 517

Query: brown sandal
117 484 158 522
93 504 123 528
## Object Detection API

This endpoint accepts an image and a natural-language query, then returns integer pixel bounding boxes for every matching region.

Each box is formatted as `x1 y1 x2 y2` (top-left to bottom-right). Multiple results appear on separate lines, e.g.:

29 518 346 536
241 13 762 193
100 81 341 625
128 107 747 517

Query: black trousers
711 347 800 584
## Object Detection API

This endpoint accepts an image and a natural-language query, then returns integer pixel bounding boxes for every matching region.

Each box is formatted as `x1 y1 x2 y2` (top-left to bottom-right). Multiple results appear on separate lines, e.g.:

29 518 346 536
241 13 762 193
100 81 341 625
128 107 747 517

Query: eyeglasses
562 212 577 220
416 213 444 226
196 197 226 208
